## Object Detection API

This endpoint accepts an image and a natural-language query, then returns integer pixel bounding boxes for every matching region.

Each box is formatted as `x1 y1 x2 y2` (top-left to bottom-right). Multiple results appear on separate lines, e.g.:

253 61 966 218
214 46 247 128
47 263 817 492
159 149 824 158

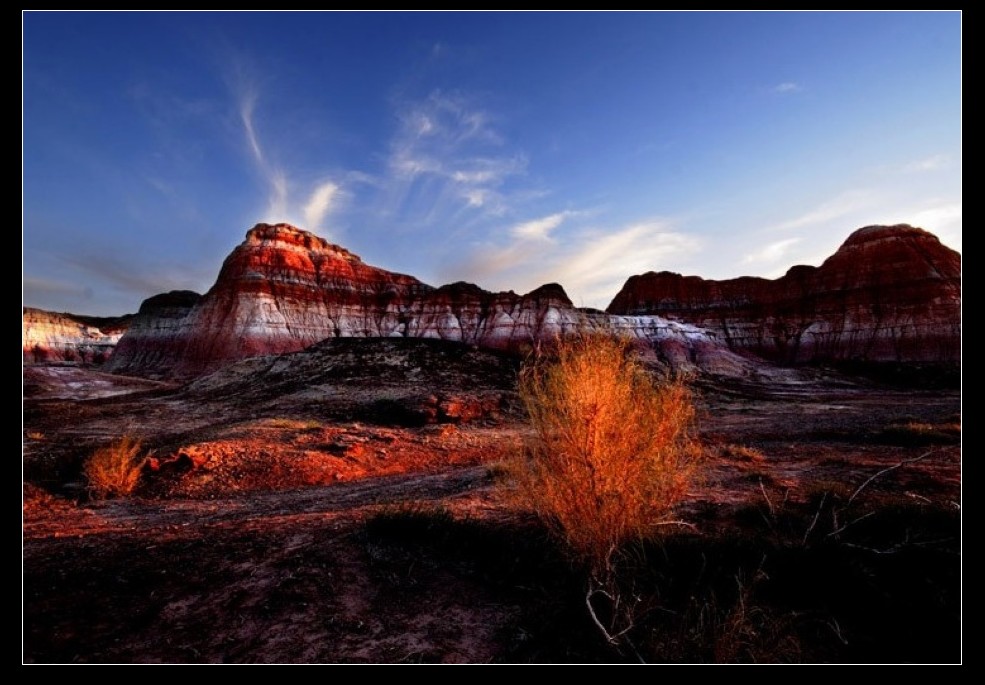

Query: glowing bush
84 435 146 498
510 334 698 572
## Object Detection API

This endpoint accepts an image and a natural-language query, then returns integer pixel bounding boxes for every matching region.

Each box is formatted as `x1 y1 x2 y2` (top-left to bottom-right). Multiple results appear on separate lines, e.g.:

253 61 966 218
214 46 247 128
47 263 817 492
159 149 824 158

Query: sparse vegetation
84 435 146 498
510 334 698 569
506 334 700 652
875 420 960 446
261 417 323 430
715 443 768 463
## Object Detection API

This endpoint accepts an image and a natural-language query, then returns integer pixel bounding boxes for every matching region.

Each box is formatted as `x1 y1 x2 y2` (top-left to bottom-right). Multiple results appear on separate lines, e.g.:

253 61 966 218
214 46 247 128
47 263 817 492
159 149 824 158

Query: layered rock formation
607 225 961 364
107 223 750 379
22 308 131 365
104 290 202 375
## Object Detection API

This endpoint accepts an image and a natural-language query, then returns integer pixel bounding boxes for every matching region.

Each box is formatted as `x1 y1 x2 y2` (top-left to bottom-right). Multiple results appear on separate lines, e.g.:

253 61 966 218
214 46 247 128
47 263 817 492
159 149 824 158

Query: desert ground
23 340 960 663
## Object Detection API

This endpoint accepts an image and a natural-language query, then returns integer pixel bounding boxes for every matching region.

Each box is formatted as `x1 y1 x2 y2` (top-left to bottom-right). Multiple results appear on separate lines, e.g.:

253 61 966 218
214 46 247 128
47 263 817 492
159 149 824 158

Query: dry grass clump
84 435 146 498
508 334 699 572
715 443 767 463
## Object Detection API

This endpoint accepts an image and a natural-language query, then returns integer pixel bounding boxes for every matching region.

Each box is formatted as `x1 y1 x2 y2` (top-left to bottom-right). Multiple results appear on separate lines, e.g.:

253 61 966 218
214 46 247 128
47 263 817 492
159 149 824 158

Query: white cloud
742 237 802 266
264 169 289 224
773 82 803 94
227 74 346 234
378 91 527 223
463 188 490 207
511 212 571 241
239 87 264 164
903 154 950 173
303 181 340 229
549 223 700 307
891 202 962 252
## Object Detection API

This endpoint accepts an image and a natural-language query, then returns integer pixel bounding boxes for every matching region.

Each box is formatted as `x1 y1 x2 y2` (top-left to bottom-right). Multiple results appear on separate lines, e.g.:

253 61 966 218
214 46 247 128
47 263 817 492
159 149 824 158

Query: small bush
84 436 146 498
508 334 699 572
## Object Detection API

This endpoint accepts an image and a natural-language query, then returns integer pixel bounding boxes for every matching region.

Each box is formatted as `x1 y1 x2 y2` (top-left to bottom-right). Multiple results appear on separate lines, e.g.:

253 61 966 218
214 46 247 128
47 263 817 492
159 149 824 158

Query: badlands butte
24 221 961 378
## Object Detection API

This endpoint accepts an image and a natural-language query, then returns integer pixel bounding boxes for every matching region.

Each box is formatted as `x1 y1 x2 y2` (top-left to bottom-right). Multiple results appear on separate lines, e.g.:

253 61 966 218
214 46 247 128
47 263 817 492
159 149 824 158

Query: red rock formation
108 223 750 379
22 308 132 365
606 225 961 364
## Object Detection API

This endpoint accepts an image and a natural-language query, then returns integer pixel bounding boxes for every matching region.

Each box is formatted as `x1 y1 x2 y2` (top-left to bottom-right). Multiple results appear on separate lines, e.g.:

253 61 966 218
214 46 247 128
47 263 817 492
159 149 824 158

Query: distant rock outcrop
107 223 751 378
105 290 202 376
22 308 132 365
606 224 961 364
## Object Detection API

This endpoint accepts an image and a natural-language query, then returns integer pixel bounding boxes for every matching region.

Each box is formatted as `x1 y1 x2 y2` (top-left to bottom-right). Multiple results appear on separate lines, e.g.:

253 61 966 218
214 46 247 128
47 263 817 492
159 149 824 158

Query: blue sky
23 11 961 316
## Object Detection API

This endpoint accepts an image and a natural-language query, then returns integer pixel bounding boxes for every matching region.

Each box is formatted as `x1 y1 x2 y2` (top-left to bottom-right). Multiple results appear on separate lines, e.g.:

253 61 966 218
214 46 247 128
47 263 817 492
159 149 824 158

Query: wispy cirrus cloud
59 252 213 297
228 67 343 235
238 86 265 165
23 276 93 301
381 91 527 221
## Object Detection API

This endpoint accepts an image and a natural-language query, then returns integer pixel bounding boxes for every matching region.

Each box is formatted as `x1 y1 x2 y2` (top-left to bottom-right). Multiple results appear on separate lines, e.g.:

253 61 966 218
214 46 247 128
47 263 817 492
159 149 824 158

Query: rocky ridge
106 223 751 379
606 224 960 364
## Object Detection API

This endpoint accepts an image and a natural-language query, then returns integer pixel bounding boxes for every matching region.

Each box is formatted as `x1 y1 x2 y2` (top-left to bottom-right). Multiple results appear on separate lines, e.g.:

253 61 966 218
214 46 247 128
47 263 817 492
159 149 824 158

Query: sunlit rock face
607 225 961 364
107 223 752 378
22 308 131 365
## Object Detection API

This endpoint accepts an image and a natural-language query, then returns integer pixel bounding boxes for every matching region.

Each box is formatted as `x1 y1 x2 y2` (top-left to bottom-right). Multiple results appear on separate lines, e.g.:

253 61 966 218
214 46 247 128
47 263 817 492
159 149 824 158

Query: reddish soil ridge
606 224 961 364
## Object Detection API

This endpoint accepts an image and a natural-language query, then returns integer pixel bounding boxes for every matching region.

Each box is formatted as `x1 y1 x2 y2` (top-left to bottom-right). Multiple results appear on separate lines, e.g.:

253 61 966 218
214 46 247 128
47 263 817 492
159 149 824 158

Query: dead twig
847 450 938 506
826 511 875 539
759 478 775 518
802 492 828 546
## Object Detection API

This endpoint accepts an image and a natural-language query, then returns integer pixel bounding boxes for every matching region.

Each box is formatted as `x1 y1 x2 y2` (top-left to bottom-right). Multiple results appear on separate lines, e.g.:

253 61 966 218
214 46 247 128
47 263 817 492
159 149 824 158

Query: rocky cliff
107 223 751 379
22 308 132 365
606 224 961 364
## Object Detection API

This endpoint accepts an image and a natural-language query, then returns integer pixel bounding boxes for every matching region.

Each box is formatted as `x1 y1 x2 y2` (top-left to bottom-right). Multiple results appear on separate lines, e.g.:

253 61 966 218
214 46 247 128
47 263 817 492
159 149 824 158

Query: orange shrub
84 435 146 498
509 334 699 572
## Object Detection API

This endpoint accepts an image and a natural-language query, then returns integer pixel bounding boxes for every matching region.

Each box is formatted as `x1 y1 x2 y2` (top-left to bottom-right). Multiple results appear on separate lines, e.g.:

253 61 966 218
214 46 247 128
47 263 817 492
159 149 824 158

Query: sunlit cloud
890 202 962 252
742 237 802 266
303 181 340 230
511 211 572 241
227 70 343 234
548 223 701 308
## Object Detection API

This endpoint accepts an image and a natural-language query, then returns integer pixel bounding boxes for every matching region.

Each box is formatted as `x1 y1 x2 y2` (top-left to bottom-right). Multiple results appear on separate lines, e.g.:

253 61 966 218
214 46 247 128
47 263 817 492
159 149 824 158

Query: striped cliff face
105 223 753 380
22 307 132 365
607 224 961 365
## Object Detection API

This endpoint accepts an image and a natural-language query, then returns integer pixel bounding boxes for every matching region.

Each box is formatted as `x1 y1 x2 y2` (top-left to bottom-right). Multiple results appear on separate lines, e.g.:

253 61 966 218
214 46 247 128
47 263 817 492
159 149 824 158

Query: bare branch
826 511 875 539
759 477 775 517
847 450 939 506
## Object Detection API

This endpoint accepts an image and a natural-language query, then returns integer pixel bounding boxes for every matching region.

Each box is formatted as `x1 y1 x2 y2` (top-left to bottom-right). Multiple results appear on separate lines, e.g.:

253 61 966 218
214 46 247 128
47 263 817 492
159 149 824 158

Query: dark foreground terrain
23 340 961 663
